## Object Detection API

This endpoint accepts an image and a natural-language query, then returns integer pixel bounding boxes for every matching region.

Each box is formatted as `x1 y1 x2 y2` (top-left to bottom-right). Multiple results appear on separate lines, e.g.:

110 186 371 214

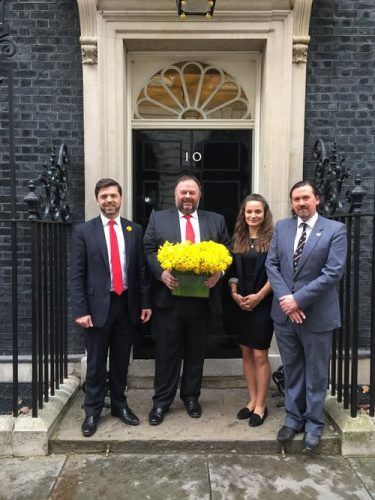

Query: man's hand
279 295 306 323
288 310 306 323
75 315 93 329
279 294 299 314
161 269 178 289
140 309 152 323
205 271 221 289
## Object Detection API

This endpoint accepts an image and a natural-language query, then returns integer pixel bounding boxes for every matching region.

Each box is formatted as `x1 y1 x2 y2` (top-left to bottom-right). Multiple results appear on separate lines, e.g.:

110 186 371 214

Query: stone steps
49 388 341 456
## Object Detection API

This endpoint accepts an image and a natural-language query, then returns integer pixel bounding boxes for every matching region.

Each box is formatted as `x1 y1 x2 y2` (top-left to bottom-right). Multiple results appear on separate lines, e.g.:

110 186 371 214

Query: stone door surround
76 0 313 221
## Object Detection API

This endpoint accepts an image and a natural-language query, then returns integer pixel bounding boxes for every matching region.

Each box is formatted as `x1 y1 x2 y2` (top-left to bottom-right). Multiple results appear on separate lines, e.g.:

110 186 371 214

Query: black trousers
84 292 135 418
152 297 211 409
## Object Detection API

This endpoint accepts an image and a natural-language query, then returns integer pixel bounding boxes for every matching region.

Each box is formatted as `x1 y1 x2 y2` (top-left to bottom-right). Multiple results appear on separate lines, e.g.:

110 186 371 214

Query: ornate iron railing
314 139 374 418
23 145 71 417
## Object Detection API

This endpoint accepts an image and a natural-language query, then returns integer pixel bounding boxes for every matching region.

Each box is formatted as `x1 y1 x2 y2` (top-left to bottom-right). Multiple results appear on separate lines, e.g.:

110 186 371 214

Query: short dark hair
95 178 122 198
175 175 202 193
290 179 319 199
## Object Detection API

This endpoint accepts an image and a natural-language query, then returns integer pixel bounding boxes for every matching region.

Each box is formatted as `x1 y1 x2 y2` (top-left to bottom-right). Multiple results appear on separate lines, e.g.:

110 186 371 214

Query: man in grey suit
266 180 347 452
143 175 231 425
71 178 152 437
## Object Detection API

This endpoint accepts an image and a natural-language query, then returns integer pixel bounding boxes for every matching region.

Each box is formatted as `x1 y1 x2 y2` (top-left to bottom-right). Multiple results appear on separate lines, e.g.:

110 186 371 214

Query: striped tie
293 223 307 272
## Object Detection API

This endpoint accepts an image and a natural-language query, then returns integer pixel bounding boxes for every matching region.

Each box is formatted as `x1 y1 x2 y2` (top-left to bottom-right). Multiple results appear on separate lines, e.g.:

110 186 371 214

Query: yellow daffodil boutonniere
126 226 132 232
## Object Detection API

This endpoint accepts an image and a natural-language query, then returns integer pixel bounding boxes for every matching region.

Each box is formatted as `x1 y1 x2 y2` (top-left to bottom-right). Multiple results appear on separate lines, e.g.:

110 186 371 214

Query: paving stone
348 458 375 495
208 454 373 500
0 455 66 500
50 454 210 500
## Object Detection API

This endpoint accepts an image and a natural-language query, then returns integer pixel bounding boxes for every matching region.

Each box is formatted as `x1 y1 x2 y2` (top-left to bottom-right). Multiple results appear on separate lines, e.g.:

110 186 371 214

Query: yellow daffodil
157 241 232 275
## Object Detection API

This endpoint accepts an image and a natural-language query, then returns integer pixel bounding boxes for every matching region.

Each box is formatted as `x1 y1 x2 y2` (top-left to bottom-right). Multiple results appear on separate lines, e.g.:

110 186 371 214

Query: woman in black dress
228 194 273 427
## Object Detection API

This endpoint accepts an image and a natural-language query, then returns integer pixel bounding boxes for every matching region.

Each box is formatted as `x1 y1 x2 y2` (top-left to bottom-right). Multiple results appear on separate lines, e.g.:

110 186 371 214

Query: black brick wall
304 0 375 349
1 1 374 355
0 0 85 356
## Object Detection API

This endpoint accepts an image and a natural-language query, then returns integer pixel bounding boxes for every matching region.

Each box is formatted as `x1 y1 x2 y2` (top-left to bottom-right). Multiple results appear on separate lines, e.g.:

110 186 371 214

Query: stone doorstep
50 387 341 457
324 396 375 457
0 375 80 457
1 381 374 458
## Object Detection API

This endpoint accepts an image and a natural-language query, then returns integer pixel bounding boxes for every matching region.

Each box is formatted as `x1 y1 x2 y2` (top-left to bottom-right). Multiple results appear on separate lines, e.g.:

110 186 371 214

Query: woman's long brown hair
232 194 273 254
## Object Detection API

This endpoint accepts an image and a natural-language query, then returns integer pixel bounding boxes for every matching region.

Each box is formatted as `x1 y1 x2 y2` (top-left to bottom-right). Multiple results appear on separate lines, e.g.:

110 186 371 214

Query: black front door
133 129 252 358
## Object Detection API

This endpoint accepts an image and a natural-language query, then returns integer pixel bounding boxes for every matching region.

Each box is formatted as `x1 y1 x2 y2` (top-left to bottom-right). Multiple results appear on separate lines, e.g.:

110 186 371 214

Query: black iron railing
314 139 375 418
23 144 71 418
0 143 71 418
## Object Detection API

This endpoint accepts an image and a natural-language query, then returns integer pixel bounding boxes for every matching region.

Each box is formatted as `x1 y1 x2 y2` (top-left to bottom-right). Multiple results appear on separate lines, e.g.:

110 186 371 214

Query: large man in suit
266 180 347 452
71 178 151 437
143 175 231 425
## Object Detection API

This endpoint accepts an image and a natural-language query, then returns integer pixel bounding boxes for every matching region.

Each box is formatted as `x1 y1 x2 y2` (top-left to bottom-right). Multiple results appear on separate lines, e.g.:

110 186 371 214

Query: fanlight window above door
134 61 251 120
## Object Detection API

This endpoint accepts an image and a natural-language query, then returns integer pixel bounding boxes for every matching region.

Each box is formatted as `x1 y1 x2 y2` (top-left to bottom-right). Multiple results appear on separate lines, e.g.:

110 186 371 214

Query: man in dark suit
71 178 151 437
143 175 231 425
266 180 347 452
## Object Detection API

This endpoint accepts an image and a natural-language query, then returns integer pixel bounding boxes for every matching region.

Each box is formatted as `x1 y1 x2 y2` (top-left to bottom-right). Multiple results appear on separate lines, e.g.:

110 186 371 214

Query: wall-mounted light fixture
176 0 216 19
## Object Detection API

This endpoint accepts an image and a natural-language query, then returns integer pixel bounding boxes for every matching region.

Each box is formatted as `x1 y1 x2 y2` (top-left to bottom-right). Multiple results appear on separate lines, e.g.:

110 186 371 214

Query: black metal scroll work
0 0 16 61
24 144 70 222
346 174 367 214
313 139 350 216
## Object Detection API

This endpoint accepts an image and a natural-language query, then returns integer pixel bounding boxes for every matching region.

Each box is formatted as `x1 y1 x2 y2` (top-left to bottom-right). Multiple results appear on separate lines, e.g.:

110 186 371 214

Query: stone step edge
49 435 341 456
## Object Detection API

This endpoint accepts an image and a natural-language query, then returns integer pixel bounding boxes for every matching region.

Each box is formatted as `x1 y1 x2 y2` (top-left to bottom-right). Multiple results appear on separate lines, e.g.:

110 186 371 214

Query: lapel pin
316 232 321 237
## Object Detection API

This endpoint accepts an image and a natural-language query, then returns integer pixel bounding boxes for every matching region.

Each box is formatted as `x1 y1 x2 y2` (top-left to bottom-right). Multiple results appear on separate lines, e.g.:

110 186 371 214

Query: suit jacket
71 216 150 327
143 208 231 313
265 215 347 332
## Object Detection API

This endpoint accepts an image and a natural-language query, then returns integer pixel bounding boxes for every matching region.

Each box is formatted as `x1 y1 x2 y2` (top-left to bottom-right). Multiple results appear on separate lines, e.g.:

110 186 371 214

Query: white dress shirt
178 210 201 243
293 212 319 252
100 214 127 289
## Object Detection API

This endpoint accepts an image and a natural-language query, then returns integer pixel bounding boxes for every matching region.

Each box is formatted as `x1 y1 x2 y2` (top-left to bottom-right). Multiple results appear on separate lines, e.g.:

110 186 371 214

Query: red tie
184 214 195 243
109 220 124 295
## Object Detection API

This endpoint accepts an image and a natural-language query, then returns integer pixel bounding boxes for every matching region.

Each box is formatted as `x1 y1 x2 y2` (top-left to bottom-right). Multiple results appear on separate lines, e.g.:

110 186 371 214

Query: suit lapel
287 218 298 272
197 210 208 241
120 217 132 272
170 208 182 242
94 217 110 273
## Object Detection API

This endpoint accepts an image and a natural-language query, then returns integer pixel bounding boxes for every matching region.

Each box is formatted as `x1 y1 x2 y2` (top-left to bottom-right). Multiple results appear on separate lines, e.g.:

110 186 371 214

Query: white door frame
76 0 313 223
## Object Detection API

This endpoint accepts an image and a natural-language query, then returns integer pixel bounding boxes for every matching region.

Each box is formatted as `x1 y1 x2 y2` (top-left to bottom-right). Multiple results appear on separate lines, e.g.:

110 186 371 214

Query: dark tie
184 214 195 243
293 222 307 272
109 220 124 295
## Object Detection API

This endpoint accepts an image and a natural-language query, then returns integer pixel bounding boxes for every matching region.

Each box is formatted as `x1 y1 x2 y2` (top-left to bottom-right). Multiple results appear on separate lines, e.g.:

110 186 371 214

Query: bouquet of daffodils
157 240 232 275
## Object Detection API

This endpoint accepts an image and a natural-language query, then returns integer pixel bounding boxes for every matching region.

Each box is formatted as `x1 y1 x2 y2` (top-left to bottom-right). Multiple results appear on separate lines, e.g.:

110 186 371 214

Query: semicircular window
134 61 251 120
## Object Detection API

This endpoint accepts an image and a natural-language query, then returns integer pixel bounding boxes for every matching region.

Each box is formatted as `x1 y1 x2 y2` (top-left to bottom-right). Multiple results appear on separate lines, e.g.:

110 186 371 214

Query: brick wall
304 0 375 349
1 1 374 355
0 0 85 356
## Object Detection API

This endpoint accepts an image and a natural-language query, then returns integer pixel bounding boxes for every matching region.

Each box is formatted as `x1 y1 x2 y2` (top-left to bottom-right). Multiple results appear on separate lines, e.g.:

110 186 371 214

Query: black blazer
230 251 270 296
71 216 150 327
143 208 231 313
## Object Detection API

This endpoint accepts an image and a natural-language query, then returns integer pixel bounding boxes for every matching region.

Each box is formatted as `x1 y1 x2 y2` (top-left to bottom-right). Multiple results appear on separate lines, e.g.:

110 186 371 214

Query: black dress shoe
237 407 254 420
303 432 320 453
249 407 268 427
81 415 98 437
277 425 299 442
111 406 140 426
184 398 202 418
149 407 166 426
